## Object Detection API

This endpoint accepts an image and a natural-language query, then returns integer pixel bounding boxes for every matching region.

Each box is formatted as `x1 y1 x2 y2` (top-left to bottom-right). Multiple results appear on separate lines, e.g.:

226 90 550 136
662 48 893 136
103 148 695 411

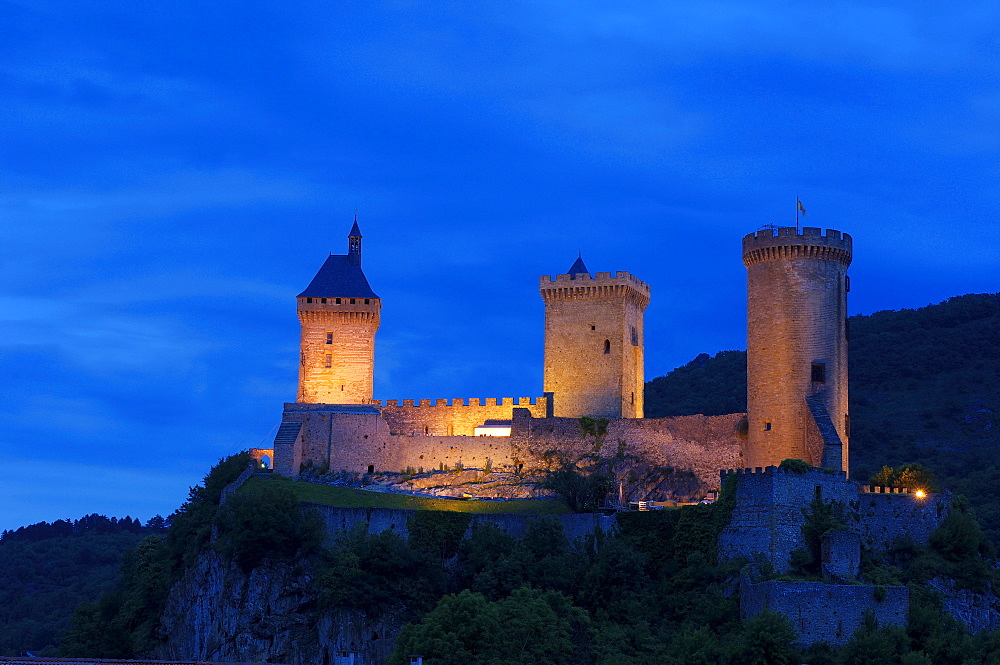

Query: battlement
721 465 849 480
742 227 852 267
541 270 650 290
371 396 546 408
539 270 650 307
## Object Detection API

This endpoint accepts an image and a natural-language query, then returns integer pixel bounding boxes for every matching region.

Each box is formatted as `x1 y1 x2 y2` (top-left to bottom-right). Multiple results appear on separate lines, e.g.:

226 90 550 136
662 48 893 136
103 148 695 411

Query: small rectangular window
845 276 851 293
364 298 370 304
321 297 327 303
764 421 772 431
306 297 313 303
631 326 638 346
811 362 826 383
324 354 332 368
845 414 851 437
590 325 596 331
326 332 333 344
350 298 356 304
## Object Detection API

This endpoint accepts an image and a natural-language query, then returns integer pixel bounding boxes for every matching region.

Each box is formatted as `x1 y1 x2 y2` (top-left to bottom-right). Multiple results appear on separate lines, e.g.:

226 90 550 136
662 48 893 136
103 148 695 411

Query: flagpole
795 193 800 232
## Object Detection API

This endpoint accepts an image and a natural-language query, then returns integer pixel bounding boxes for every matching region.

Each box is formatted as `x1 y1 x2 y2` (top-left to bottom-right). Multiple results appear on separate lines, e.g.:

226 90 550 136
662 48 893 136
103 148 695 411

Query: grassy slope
247 475 570 514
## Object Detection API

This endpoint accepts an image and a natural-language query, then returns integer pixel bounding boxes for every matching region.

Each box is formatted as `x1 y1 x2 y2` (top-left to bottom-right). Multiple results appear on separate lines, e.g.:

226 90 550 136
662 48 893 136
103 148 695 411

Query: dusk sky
3 1 999 532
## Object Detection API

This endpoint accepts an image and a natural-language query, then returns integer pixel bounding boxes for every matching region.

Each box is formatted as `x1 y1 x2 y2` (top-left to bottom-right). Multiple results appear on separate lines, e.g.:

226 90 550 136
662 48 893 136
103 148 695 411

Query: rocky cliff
154 550 403 665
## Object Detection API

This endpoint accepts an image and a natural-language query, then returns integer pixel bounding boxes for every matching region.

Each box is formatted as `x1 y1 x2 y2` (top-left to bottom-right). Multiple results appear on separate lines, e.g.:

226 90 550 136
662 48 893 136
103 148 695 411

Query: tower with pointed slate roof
296 219 380 404
540 256 650 418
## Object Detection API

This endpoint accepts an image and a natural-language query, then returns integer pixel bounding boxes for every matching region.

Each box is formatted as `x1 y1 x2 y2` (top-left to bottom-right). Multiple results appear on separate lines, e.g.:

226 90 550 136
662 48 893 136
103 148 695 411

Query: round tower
296 219 380 404
742 226 852 472
540 257 650 419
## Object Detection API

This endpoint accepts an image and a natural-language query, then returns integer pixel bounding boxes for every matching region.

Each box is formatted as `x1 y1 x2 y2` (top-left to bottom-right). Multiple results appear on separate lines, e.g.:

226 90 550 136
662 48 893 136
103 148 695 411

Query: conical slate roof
349 219 362 237
567 255 589 275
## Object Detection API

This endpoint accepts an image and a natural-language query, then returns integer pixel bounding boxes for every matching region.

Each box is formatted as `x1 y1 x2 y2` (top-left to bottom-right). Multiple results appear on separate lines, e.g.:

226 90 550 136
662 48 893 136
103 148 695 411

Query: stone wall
275 403 744 494
511 410 744 490
741 577 908 646
719 467 950 572
373 396 548 436
853 489 950 551
308 503 618 542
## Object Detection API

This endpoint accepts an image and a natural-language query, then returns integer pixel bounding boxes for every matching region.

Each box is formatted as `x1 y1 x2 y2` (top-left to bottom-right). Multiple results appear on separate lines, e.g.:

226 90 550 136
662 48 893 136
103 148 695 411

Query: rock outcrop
155 550 403 665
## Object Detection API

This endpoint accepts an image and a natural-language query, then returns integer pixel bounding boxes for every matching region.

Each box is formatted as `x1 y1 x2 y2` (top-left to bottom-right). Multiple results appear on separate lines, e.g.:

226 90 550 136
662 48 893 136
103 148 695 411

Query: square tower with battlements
540 256 650 419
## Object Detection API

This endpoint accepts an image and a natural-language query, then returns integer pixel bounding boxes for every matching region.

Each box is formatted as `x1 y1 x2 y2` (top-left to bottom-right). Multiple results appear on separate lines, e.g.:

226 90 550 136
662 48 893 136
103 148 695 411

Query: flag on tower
797 198 807 216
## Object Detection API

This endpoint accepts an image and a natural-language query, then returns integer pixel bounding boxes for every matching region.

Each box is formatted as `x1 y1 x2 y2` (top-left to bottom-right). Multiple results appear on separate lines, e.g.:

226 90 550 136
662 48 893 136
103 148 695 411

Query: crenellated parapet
720 465 848 479
539 271 650 308
742 227 852 268
370 396 546 408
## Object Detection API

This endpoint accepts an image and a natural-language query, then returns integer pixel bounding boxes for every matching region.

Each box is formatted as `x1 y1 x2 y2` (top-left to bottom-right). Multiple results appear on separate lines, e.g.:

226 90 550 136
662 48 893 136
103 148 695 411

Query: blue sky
2 1 998 532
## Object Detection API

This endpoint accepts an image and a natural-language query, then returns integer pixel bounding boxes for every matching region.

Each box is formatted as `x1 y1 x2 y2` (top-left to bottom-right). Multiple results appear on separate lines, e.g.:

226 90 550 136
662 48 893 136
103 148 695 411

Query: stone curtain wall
375 397 548 436
276 403 743 487
510 410 744 490
741 577 908 646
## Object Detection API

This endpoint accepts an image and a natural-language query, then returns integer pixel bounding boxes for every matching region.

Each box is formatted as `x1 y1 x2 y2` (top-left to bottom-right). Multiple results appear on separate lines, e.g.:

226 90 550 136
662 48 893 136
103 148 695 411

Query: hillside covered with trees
645 292 1000 542
0 514 164 656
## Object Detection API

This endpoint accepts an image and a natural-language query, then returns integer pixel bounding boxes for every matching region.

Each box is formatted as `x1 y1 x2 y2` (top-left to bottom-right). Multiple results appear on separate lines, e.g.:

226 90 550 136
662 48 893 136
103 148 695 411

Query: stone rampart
741 577 908 646
307 503 617 542
852 490 949 551
719 467 949 572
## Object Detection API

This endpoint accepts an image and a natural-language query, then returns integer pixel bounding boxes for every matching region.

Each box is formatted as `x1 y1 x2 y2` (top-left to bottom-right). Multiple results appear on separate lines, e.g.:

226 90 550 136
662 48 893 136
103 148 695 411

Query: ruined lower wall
510 410 744 490
719 467 950 572
374 397 549 436
741 578 908 646
853 490 950 551
308 503 618 542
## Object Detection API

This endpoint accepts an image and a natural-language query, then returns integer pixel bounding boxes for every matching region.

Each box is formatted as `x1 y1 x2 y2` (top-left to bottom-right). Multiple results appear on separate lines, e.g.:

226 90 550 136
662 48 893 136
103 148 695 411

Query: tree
389 588 588 665
213 481 322 572
732 610 798 665
543 464 612 513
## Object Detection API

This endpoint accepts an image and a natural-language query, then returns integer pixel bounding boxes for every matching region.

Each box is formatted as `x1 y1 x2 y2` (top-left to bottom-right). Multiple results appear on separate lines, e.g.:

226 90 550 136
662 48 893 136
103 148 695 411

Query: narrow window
811 362 826 383
350 298 356 304
324 354 332 368
326 332 333 344
590 325 596 331
631 326 638 345
341 384 345 391
321 297 327 303
367 464 374 474
845 276 851 293
603 339 611 354
845 413 851 437
336 298 342 304
306 297 313 303
630 391 635 404
364 298 370 304
764 421 772 431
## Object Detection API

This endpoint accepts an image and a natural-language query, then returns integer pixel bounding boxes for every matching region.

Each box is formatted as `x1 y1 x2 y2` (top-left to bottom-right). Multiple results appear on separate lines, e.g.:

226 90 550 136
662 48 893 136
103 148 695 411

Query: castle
266 221 853 496
253 221 956 646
